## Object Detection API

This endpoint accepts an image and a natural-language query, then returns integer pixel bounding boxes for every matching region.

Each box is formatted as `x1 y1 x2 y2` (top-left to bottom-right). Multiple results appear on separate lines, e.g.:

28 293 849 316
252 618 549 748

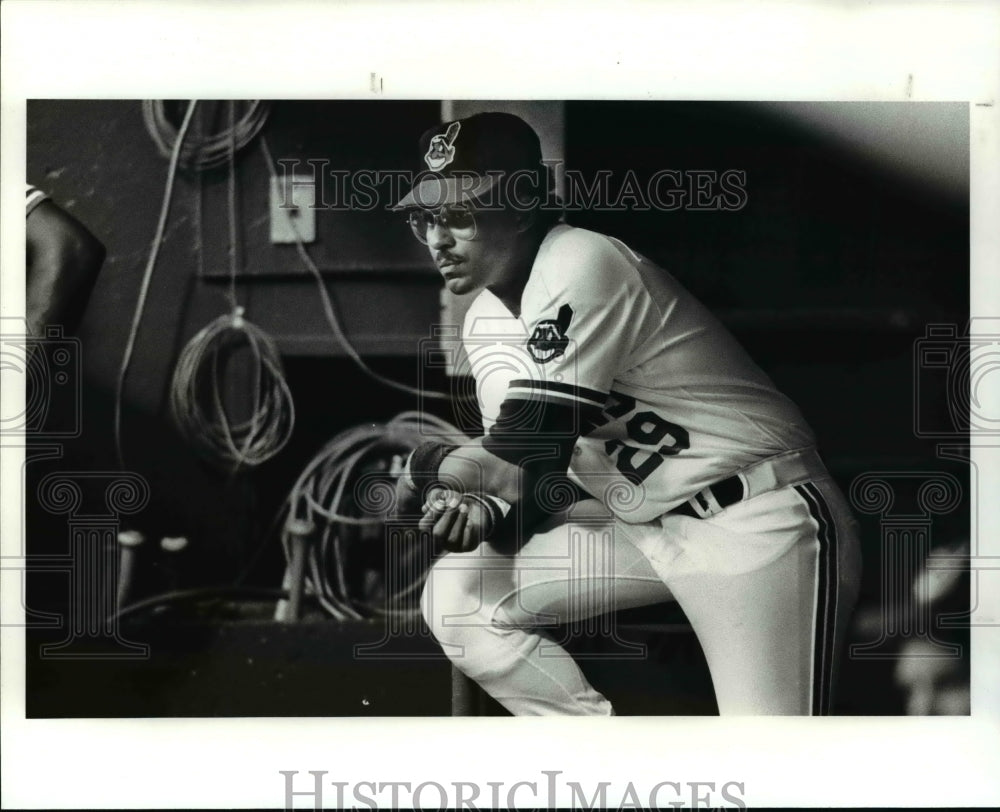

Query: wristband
483 494 512 519
406 441 459 488
461 493 514 540
461 493 500 539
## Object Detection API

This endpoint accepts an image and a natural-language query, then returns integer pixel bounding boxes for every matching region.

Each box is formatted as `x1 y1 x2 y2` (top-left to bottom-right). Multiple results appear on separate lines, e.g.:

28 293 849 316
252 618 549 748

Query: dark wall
565 100 969 471
566 101 968 314
26 100 444 586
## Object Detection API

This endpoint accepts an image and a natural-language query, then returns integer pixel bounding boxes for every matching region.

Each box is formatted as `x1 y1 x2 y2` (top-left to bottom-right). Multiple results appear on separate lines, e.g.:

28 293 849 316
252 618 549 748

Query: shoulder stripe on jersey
505 388 598 409
795 482 839 716
484 396 586 471
507 378 607 407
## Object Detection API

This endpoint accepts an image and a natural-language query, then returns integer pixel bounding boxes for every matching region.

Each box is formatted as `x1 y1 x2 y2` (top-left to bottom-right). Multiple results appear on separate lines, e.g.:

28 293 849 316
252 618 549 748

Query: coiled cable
170 307 295 472
278 411 467 620
167 101 294 473
142 99 271 172
258 135 456 402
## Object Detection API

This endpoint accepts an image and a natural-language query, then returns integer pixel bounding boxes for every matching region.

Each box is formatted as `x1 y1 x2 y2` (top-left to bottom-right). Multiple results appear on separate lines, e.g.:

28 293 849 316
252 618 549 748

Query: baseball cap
391 112 544 211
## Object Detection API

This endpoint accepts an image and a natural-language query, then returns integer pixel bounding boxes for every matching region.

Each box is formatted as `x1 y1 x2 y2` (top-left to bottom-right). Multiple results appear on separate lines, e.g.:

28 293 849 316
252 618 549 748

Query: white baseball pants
420 476 862 715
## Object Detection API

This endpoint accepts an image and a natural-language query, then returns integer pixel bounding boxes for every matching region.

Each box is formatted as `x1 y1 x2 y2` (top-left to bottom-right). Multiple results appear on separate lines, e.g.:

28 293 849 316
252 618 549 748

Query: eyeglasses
406 205 477 244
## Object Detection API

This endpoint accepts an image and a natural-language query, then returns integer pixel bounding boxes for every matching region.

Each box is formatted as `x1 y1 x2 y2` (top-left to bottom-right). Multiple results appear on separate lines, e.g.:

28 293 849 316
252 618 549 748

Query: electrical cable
226 99 239 311
142 100 271 173
122 100 276 471
169 309 296 471
115 99 199 470
257 135 456 401
277 411 468 621
168 101 295 473
130 104 468 618
111 586 291 624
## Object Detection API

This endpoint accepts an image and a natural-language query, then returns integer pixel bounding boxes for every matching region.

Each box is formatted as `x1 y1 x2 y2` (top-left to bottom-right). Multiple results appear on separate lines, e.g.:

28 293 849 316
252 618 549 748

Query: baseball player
392 112 862 715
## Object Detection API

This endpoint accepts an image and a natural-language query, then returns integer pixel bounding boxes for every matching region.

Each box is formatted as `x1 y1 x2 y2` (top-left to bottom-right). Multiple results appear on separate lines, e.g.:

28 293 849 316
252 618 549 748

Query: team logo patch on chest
527 303 574 363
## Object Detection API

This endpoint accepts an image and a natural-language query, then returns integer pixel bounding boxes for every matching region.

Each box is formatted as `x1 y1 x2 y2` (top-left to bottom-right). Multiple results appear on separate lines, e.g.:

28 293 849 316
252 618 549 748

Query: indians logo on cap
425 121 461 171
528 304 574 363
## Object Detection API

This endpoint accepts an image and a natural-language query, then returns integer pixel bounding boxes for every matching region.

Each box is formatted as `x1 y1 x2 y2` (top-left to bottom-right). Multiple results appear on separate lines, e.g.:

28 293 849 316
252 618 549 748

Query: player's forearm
25 252 62 336
26 212 105 335
408 428 578 520
439 439 523 505
428 440 577 551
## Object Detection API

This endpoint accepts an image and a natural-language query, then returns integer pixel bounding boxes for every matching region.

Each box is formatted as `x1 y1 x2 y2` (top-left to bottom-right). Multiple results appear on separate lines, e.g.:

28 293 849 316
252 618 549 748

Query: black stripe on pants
795 482 839 716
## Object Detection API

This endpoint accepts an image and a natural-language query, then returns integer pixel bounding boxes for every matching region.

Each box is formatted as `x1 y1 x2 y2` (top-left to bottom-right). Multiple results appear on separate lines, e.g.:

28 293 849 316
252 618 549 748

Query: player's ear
513 208 537 233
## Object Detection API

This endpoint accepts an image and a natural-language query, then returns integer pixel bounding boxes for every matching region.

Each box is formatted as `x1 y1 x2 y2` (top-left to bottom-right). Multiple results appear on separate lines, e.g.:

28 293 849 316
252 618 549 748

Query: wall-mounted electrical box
198 101 440 277
270 174 316 244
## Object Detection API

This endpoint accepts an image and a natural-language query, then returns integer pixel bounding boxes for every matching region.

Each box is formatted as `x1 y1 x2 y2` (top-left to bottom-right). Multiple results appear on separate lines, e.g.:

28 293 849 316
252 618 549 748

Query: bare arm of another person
26 199 106 336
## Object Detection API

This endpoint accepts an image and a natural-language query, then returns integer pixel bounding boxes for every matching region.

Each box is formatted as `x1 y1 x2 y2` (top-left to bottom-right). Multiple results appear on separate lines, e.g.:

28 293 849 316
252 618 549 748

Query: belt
669 447 827 520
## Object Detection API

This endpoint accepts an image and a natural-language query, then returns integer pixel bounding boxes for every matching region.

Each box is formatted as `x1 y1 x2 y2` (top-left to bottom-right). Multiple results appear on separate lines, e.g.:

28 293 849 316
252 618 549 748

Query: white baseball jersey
464 224 816 523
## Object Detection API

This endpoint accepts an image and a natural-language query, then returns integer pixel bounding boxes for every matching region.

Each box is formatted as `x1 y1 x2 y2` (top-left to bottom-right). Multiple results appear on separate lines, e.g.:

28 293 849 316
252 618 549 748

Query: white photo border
2 1 998 808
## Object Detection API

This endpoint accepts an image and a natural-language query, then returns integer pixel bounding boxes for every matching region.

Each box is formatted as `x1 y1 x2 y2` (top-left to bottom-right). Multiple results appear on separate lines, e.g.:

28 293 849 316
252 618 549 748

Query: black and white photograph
3 2 999 809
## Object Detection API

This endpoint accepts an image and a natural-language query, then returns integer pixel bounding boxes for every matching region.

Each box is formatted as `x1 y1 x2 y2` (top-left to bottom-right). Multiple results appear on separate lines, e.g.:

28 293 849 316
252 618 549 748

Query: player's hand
418 488 490 553
389 472 424 521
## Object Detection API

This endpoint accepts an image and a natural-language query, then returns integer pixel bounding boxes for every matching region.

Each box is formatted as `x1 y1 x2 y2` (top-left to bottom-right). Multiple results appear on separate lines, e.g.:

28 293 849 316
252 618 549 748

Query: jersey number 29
588 391 690 484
